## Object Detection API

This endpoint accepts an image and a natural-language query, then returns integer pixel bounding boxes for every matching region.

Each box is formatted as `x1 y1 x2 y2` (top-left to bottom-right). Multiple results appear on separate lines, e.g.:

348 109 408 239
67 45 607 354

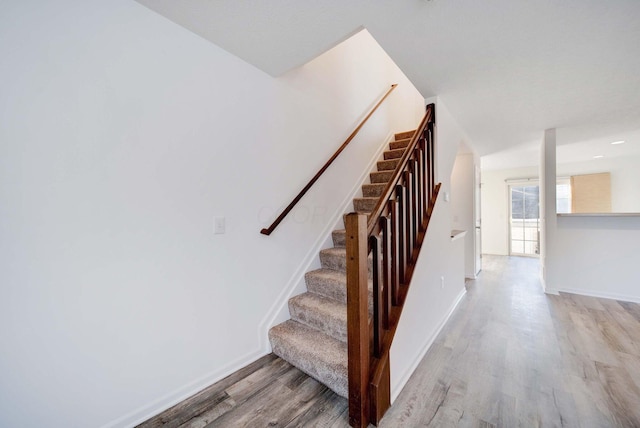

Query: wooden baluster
429 122 435 199
403 170 412 273
423 137 428 221
370 235 382 358
390 193 400 306
411 157 419 247
420 137 427 224
426 125 433 202
380 215 392 328
396 184 406 285
406 159 412 252
345 213 370 428
416 141 423 229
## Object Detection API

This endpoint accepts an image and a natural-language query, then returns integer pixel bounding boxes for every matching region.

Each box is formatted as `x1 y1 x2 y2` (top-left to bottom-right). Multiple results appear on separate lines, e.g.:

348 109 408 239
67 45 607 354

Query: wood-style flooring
137 255 640 427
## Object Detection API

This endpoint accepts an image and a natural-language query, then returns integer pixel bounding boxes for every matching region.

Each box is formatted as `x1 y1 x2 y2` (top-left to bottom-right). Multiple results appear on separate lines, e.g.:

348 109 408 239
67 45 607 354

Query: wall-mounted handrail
260 84 398 236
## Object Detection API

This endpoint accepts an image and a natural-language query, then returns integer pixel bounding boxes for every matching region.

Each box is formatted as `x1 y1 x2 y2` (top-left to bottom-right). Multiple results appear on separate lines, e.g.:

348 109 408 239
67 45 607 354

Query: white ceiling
136 0 640 160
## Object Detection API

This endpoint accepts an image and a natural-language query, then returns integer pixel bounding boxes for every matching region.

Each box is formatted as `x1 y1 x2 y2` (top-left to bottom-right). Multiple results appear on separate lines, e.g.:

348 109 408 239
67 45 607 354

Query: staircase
268 130 416 399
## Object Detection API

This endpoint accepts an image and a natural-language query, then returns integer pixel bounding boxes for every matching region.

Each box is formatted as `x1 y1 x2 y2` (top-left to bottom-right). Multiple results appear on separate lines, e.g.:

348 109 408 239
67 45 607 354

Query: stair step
370 170 394 183
353 197 379 212
389 138 411 150
319 247 347 272
269 320 348 398
383 148 405 160
319 247 372 278
331 229 346 247
362 183 387 198
306 268 349 302
377 158 400 171
305 268 374 311
395 130 416 140
289 292 347 343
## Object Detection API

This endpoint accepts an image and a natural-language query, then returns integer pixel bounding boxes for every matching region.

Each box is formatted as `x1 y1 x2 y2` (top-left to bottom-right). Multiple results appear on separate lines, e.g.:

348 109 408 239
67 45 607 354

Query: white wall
390 98 468 400
0 2 425 427
451 151 480 278
541 132 640 302
480 166 538 255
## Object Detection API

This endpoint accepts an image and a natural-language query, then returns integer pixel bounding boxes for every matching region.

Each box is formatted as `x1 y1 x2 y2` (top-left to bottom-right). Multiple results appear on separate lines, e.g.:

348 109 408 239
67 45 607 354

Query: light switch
213 216 226 234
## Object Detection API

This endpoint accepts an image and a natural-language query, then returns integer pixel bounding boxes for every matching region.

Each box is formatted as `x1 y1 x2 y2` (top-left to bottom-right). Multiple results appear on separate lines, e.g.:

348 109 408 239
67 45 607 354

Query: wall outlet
213 216 226 234
440 276 445 289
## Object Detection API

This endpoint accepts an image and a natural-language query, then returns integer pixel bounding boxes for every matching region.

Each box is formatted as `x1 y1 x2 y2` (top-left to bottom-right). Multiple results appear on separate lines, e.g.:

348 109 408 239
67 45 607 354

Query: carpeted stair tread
370 170 394 183
289 292 347 342
319 247 348 272
362 183 387 198
305 268 350 302
383 148 406 160
395 130 416 140
331 229 346 247
389 139 411 150
269 320 348 398
320 247 373 278
305 268 374 310
377 158 400 171
353 197 379 212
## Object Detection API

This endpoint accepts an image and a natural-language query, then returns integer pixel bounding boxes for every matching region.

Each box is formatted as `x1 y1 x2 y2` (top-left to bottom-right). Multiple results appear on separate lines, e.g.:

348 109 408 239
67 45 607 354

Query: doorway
509 184 540 256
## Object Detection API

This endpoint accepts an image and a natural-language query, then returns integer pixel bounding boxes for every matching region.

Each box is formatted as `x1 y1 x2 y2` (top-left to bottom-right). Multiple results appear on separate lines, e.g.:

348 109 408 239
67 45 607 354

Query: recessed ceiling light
593 155 604 159
611 140 625 145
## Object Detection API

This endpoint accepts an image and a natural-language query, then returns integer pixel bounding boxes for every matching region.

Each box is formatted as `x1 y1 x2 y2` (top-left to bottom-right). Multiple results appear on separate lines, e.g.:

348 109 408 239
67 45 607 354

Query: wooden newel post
345 213 370 428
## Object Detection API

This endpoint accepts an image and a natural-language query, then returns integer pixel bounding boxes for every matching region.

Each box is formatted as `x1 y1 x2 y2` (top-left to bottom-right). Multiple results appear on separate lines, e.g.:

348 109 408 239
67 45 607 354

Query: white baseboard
390 287 467 402
101 348 265 428
257 131 394 352
550 287 640 304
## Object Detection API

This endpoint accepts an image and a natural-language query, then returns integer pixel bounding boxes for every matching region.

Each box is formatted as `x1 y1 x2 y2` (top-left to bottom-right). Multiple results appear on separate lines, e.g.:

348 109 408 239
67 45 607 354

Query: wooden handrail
366 105 432 235
260 84 398 235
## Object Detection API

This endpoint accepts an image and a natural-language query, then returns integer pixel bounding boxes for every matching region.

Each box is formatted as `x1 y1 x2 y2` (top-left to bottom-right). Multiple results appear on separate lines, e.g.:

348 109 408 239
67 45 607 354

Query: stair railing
345 104 441 428
260 84 398 236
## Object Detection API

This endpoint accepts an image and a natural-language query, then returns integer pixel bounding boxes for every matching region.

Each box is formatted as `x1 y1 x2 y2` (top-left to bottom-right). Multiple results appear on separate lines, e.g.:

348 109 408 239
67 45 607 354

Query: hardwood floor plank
378 342 452 426
177 397 236 428
619 301 640 324
598 298 640 352
588 307 640 356
566 372 616 426
136 354 278 428
224 357 293 403
203 378 291 427
616 351 640 393
284 387 348 428
421 376 468 427
567 311 621 366
206 375 325 427
595 362 640 427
